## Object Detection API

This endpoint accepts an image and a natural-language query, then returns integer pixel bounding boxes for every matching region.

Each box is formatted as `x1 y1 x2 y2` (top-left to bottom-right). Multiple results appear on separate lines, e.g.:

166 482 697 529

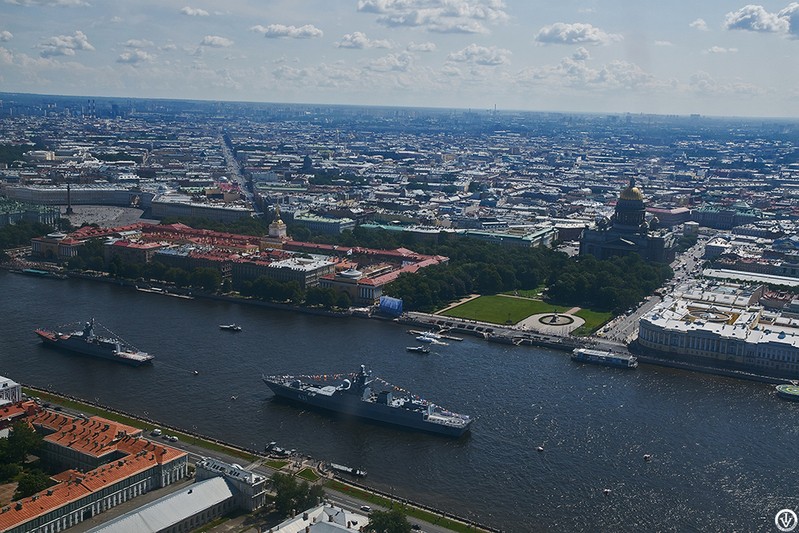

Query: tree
365 507 412 533
13 470 51 500
335 291 352 309
0 463 19 483
270 472 325 518
191 268 222 292
66 255 85 271
306 287 336 308
476 265 503 295
164 267 190 287
5 421 42 464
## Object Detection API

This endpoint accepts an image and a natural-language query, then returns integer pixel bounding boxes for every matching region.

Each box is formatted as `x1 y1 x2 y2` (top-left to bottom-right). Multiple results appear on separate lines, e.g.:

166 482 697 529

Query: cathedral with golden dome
579 178 676 263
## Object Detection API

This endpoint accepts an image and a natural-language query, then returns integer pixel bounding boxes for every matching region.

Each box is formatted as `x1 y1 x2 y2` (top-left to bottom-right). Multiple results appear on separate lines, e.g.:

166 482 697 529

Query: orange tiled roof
0 442 183 531
0 401 40 424
0 412 186 531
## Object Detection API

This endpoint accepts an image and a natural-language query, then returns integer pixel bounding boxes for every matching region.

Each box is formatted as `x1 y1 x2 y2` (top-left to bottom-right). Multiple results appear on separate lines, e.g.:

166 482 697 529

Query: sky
0 0 798 118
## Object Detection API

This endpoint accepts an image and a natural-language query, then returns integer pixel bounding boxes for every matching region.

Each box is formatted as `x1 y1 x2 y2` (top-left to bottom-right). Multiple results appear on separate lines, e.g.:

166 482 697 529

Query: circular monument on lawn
537 312 575 326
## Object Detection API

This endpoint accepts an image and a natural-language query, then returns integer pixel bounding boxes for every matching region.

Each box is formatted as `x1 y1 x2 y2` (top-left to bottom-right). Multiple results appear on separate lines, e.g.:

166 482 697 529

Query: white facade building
637 281 799 378
0 376 22 406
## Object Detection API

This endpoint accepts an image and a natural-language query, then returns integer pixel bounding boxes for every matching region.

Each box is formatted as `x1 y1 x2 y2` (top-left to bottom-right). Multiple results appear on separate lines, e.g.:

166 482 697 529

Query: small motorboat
219 324 242 332
406 346 430 354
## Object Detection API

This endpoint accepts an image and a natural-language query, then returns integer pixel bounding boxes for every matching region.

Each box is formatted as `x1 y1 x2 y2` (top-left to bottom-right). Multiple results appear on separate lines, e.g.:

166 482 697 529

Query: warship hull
263 369 471 437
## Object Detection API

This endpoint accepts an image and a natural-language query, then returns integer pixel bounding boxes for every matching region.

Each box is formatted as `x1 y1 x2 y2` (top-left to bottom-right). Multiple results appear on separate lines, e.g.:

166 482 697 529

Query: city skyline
0 1 798 118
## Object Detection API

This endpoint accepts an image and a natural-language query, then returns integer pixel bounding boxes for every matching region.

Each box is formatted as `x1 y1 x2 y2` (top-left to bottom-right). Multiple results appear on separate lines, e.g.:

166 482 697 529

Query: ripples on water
1 272 798 532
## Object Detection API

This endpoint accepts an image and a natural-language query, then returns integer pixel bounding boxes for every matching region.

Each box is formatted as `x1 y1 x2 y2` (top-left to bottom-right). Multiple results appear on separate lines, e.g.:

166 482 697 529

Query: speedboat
219 324 242 332
406 346 430 354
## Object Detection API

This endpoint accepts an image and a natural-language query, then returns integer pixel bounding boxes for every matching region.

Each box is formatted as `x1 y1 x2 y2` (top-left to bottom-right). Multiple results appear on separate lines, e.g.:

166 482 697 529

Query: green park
439 294 612 336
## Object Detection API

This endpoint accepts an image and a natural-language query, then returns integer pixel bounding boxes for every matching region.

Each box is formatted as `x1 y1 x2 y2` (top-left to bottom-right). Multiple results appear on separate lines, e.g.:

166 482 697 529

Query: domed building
579 178 676 263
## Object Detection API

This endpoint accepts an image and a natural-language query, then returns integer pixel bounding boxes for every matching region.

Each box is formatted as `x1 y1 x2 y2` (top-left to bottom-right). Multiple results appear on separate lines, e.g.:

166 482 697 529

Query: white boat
330 463 367 477
219 324 242 332
571 348 638 369
406 346 430 354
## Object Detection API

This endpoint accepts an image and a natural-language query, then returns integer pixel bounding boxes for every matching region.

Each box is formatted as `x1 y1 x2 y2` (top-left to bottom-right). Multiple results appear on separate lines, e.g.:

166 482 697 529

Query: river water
1 271 797 532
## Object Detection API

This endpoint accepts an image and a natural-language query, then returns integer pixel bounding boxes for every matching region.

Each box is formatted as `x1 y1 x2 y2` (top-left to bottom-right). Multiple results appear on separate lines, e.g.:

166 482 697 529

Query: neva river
1 271 797 532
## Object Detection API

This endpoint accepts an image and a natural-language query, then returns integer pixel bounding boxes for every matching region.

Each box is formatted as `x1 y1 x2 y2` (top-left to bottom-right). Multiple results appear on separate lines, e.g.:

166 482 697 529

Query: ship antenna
97 321 141 352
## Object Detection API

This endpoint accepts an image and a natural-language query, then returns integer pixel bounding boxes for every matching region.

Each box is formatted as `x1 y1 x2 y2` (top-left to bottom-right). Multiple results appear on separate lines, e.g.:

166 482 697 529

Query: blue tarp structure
379 296 403 316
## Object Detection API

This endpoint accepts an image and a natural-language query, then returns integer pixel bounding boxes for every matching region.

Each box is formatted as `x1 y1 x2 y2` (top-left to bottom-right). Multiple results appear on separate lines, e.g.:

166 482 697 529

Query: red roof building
0 411 188 533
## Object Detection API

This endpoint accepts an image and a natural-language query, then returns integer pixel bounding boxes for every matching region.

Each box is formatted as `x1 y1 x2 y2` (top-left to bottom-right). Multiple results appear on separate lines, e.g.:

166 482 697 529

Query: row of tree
0 221 58 261
546 254 672 312
384 239 670 314
2 214 673 316
71 238 353 309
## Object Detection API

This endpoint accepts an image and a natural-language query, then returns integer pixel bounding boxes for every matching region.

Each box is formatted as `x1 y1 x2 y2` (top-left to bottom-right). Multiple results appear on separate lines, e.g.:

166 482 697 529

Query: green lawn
440 295 569 325
297 468 320 482
570 308 613 336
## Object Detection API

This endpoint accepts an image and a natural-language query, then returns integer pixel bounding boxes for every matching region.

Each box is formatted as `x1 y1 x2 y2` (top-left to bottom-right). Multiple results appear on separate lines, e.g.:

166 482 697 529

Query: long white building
637 281 799 378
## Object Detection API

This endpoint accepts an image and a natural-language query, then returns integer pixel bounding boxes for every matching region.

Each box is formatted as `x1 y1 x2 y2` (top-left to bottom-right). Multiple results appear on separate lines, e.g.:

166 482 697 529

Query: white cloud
250 24 324 39
272 62 361 88
407 41 436 52
116 49 153 64
0 46 12 64
654 40 673 46
200 35 233 48
447 44 510 66
572 46 590 61
357 0 508 34
124 39 154 49
38 30 94 58
5 0 89 6
778 2 799 37
520 55 658 91
689 18 709 31
180 6 209 16
427 20 486 34
367 52 413 72
706 46 738 53
336 32 392 49
0 31 13 42
689 71 764 96
535 23 623 46
724 5 790 33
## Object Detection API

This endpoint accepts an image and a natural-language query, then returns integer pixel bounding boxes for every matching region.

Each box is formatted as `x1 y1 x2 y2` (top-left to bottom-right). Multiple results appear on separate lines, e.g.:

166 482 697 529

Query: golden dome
620 185 644 201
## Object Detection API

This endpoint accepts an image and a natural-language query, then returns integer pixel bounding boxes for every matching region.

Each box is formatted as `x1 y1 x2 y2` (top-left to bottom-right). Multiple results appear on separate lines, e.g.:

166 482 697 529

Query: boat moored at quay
35 318 154 367
572 348 638 369
262 365 472 437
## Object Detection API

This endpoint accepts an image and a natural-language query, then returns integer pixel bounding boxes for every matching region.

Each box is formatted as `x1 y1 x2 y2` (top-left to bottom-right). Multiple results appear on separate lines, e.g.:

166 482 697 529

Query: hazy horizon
1 1 798 119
